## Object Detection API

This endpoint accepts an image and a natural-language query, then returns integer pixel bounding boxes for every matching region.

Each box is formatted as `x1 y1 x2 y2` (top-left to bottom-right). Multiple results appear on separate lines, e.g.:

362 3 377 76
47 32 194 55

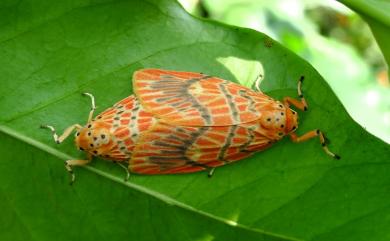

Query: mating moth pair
42 69 339 184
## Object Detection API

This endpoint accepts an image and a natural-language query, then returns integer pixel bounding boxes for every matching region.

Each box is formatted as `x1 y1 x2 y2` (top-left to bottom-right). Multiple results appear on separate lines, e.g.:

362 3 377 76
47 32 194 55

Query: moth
42 69 339 183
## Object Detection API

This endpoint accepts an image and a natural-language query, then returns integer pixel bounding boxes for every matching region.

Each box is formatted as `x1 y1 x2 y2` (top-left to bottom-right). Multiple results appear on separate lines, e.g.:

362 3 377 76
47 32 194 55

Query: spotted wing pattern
133 69 272 126
92 95 156 161
129 121 272 174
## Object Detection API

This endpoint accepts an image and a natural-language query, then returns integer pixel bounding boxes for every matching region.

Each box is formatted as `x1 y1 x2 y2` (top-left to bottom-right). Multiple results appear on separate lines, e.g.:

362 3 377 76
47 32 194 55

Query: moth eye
79 147 84 151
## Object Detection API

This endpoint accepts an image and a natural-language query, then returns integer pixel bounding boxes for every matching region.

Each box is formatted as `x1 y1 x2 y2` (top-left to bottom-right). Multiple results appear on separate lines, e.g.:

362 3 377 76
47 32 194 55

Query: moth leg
117 162 130 182
207 167 215 178
254 74 264 92
65 158 92 185
283 76 308 111
83 92 96 123
41 124 82 144
289 129 340 159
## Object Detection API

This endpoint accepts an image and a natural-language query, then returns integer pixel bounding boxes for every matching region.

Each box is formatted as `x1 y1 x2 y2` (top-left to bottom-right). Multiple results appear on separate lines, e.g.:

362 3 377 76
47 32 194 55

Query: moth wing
129 121 272 174
133 69 270 126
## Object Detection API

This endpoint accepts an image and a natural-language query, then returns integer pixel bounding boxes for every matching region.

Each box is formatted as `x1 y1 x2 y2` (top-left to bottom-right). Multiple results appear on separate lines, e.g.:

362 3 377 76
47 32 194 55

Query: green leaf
0 0 389 241
339 0 390 69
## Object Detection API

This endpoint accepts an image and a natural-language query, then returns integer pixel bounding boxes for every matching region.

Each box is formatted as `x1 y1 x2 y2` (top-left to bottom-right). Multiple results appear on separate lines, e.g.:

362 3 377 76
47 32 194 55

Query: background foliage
0 0 389 241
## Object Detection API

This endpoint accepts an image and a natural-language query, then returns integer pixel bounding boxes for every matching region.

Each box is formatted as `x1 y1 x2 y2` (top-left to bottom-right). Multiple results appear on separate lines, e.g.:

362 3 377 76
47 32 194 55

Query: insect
42 69 340 184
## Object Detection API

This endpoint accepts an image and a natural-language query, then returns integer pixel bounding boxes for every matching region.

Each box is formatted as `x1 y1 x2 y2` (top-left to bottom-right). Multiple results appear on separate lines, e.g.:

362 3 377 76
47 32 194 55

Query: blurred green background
178 0 390 143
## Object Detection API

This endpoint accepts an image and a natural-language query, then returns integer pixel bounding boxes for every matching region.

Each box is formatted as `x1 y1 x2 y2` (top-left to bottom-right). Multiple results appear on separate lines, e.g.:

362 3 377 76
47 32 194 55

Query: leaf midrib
0 124 301 241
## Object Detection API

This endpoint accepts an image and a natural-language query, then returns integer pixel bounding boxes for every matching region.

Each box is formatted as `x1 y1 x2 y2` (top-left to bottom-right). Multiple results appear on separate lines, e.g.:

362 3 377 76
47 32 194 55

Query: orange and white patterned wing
129 122 272 174
133 69 271 126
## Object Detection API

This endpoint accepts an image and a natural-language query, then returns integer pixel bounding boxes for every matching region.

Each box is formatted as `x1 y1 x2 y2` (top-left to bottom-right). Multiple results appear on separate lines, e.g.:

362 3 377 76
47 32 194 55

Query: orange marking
124 139 133 146
210 107 230 115
206 98 226 107
199 153 219 160
120 119 130 125
212 115 233 125
206 132 227 143
231 137 248 144
121 112 131 118
196 138 217 146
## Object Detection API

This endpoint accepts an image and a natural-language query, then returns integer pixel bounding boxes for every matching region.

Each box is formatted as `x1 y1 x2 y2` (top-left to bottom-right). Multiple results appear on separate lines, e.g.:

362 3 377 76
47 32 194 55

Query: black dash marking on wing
218 125 238 163
149 75 213 125
149 126 209 170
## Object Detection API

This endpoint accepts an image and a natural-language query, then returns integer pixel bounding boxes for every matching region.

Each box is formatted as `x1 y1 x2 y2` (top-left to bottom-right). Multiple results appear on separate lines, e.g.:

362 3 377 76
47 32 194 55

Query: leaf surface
0 0 389 240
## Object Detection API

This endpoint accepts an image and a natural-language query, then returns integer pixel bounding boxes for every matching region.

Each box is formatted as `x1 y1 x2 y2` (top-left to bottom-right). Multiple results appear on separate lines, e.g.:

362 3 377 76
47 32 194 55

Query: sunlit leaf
1 0 389 241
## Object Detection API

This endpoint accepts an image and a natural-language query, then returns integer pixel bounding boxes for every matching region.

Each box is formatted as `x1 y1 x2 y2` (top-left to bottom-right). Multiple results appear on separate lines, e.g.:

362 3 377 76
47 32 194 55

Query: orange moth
42 69 339 183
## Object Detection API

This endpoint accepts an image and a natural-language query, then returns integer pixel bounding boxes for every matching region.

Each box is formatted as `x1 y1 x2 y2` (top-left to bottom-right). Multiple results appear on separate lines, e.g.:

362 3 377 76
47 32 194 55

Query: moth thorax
259 110 287 131
75 124 112 155
285 108 299 133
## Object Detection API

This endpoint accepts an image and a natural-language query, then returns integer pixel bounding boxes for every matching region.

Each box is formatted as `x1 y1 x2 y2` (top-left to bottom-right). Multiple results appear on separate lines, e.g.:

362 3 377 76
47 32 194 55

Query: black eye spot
281 112 284 116
88 132 91 136
278 132 283 136
93 137 97 141
90 144 94 147
267 118 271 121
101 134 105 139
97 116 102 119
279 104 283 108
281 124 284 128
292 126 296 130
88 124 92 128
104 155 110 158
276 118 279 121
93 150 98 154
76 132 80 136
292 111 296 115
79 147 84 151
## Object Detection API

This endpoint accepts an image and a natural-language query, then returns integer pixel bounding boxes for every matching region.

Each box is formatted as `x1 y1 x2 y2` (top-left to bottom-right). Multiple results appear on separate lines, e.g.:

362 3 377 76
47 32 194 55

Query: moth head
75 122 113 156
285 108 299 134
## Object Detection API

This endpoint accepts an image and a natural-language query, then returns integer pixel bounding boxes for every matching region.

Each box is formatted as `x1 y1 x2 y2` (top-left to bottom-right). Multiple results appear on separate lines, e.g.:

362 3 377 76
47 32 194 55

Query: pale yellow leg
289 130 340 159
65 157 92 185
207 167 215 178
116 162 130 182
41 124 82 144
